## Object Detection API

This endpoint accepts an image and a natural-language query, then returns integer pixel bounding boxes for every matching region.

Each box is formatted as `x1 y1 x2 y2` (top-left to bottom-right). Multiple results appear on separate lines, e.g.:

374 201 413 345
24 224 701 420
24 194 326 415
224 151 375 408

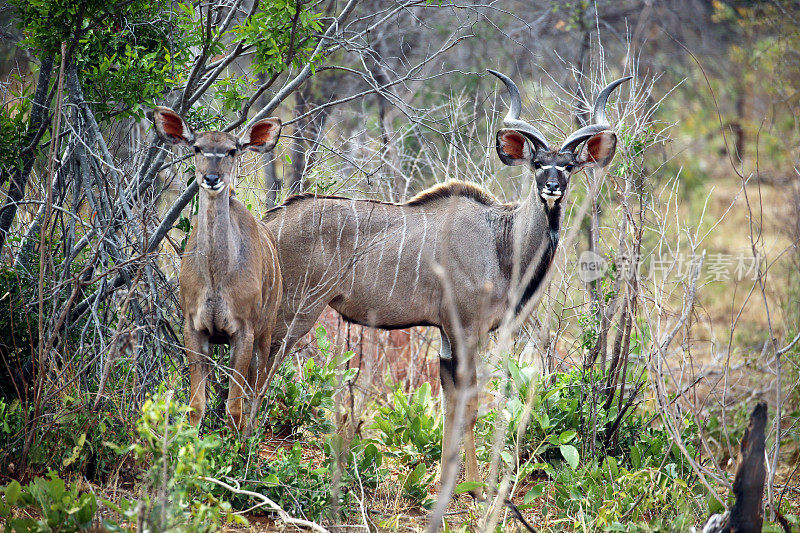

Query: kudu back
152 107 283 433
261 71 629 501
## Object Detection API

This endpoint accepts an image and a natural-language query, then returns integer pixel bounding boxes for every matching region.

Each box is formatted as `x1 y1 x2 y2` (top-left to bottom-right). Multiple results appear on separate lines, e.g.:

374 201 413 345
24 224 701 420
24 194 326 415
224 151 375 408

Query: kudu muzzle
540 169 564 207
202 172 223 192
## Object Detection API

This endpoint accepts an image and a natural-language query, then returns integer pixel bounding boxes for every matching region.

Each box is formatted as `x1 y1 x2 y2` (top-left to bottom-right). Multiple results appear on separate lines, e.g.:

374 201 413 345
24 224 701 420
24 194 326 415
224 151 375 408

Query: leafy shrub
255 441 331 519
195 326 377 522
0 392 133 484
12 0 191 121
332 436 384 491
107 389 244 532
477 359 706 530
0 92 31 192
545 456 701 531
480 361 696 477
264 326 357 436
0 471 99 532
372 382 442 465
371 382 441 506
0 266 37 401
0 398 26 472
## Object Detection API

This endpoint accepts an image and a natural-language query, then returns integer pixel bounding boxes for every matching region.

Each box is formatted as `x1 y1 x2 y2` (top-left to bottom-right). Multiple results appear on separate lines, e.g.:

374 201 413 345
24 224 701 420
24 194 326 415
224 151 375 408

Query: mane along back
263 180 500 222
262 192 382 221
405 181 499 207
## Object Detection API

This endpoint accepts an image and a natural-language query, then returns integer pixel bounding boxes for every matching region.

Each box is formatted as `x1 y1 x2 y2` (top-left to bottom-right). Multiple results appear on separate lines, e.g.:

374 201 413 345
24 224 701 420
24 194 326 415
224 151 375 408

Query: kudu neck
519 191 564 246
504 191 564 315
195 189 239 274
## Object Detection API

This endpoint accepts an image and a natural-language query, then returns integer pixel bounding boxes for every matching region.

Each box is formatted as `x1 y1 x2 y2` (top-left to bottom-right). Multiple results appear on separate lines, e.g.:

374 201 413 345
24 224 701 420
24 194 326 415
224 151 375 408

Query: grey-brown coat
152 107 283 433
261 71 628 500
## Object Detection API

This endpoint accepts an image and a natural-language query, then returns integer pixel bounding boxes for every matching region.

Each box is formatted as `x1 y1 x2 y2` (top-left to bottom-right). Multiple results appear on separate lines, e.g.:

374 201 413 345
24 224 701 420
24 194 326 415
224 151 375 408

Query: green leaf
5 480 21 505
559 444 579 469
63 432 87 467
507 359 521 386
604 456 619 479
558 430 577 444
537 412 550 430
707 492 725 515
455 481 485 495
405 463 426 487
523 483 544 503
630 444 642 469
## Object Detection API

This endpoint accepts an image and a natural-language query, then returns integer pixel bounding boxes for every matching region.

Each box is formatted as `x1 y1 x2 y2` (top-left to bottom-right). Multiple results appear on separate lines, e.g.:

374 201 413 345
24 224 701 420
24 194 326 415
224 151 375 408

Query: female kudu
152 108 283 433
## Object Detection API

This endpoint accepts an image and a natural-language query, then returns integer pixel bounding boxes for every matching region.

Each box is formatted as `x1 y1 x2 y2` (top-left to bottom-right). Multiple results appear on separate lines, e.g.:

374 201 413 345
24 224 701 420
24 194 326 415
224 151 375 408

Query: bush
263 326 358 437
481 361 697 477
0 266 37 401
190 326 376 523
546 456 701 531
107 389 244 532
0 471 99 532
477 360 707 530
372 382 442 465
0 392 133 484
370 382 441 506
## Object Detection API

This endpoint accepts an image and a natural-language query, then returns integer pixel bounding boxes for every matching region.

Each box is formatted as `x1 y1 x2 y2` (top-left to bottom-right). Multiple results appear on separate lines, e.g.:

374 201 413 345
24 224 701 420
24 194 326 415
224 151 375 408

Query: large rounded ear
576 131 617 169
496 129 531 166
240 117 282 153
151 107 195 146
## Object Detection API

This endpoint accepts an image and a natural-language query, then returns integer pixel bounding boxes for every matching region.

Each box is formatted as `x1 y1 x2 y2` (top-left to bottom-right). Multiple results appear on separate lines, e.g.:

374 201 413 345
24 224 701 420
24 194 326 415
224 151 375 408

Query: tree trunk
702 402 768 533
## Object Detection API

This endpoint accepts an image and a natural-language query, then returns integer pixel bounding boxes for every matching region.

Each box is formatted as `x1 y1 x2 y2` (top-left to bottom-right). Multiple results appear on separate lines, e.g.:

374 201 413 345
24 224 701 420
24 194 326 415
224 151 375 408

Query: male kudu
152 107 283 433
261 71 629 494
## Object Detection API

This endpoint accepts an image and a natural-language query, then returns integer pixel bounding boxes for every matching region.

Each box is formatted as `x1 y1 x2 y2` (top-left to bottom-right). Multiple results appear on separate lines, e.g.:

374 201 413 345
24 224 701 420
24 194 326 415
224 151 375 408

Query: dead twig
200 476 332 533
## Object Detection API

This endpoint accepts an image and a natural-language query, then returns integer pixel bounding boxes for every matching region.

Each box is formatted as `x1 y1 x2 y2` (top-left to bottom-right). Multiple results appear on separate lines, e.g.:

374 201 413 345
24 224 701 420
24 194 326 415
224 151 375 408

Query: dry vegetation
0 1 799 532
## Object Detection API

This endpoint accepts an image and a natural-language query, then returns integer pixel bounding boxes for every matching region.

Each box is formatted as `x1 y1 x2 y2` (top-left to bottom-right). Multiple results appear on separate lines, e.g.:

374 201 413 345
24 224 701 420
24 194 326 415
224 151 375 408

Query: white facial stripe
555 166 566 172
202 152 227 158
540 165 553 170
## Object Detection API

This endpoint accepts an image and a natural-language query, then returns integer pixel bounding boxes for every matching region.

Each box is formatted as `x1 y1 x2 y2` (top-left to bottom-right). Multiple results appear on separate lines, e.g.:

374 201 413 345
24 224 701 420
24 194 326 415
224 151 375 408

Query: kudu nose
204 174 221 188
545 178 559 191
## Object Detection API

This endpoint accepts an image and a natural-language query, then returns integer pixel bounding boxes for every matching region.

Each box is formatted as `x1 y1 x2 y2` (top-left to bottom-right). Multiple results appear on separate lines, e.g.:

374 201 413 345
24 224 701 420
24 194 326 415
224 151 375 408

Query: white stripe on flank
318 202 326 258
387 212 407 300
414 213 428 286
276 210 286 241
350 199 359 290
373 204 389 289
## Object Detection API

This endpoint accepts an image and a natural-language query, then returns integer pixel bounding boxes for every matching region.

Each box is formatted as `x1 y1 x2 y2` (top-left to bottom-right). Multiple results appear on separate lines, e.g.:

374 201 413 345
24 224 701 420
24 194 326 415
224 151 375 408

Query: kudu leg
438 331 482 499
244 327 275 432
263 300 330 385
227 328 255 433
185 324 210 427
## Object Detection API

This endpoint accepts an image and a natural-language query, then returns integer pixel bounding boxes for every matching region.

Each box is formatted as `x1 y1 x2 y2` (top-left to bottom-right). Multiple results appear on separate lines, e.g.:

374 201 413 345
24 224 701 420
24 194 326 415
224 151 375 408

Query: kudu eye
227 148 237 157
532 160 542 169
564 163 574 172
193 146 201 154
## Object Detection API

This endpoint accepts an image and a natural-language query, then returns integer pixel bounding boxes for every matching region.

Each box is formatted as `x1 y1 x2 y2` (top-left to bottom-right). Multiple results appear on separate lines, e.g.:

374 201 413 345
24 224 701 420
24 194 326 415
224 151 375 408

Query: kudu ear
496 129 531 166
240 117 282 153
151 107 195 146
576 131 617 170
